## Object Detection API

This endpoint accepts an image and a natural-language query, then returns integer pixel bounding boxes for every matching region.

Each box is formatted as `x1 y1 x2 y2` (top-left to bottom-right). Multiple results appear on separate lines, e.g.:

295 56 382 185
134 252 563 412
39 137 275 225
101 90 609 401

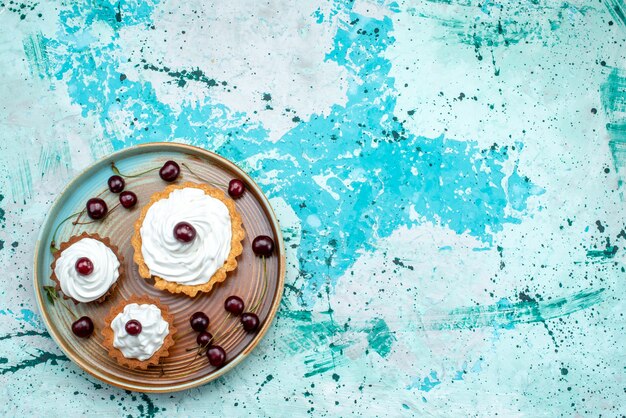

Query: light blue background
1 0 625 416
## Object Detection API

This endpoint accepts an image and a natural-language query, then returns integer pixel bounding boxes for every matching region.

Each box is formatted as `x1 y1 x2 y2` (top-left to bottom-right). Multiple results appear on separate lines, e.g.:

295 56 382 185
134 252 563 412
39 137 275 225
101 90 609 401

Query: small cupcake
102 295 176 369
131 182 245 297
51 232 123 303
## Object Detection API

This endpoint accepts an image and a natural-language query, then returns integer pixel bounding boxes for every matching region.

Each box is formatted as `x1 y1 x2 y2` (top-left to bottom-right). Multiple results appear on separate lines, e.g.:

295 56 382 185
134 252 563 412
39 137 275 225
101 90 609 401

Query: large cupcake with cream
50 232 123 303
102 295 176 369
131 182 245 297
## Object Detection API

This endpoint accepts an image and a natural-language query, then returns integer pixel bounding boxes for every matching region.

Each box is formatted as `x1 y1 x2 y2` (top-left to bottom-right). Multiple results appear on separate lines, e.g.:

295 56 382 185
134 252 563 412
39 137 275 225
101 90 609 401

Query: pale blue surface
1 0 625 416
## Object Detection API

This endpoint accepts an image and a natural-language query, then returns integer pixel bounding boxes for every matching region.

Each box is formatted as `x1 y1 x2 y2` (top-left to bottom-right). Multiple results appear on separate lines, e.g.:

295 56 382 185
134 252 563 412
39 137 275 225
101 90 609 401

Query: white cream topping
111 303 169 361
54 238 120 303
140 187 232 285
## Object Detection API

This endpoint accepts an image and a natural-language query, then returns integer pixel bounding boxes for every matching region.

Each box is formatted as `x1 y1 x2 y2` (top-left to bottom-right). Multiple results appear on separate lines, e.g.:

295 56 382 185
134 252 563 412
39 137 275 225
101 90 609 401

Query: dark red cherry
75 257 94 275
190 311 209 332
224 296 245 316
197 331 213 347
72 316 94 338
159 160 180 182
119 191 138 208
241 312 260 332
207 345 226 367
86 198 107 220
252 235 274 257
107 175 125 193
125 319 142 336
228 179 245 199
174 221 196 243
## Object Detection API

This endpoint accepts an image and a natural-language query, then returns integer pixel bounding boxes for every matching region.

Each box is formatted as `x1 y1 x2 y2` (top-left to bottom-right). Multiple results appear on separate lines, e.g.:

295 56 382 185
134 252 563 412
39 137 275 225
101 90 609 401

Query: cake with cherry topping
50 232 123 303
131 182 244 297
102 295 176 369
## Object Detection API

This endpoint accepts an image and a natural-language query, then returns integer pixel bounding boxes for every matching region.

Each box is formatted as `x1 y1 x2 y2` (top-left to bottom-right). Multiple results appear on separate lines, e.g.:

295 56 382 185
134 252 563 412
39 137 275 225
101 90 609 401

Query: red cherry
241 312 260 332
86 198 107 220
207 345 226 367
119 191 138 208
190 312 209 332
75 257 94 275
72 316 94 338
159 160 180 182
197 331 213 347
107 175 125 193
224 296 245 316
228 179 245 199
252 235 274 257
174 222 196 243
125 319 142 336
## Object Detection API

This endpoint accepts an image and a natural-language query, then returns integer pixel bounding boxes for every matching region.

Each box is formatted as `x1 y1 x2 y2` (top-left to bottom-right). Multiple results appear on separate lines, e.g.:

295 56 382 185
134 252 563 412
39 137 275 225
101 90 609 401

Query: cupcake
102 295 176 369
131 182 244 297
51 232 123 303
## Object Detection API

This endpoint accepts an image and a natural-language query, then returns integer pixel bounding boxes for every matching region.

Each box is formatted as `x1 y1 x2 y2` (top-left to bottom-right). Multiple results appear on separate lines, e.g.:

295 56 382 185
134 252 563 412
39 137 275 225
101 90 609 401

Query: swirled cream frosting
139 187 232 285
111 303 169 361
54 237 120 303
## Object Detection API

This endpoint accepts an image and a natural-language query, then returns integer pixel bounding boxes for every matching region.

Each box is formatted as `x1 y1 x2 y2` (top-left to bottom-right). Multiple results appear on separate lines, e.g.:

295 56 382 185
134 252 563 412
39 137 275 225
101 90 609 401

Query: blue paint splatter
312 8 324 24
407 371 441 392
507 165 544 211
453 365 466 381
18 309 43 329
495 298 517 330
43 2 542 303
472 358 484 373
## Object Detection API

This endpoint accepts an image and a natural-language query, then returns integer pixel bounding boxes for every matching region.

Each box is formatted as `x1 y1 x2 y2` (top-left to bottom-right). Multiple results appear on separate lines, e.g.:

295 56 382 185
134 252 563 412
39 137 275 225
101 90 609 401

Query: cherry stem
201 312 238 346
210 313 232 341
73 203 120 225
184 318 229 367
213 321 241 344
181 163 227 188
50 210 83 252
184 345 207 368
46 289 77 320
249 256 267 313
60 300 78 320
111 162 160 178
51 187 111 251
185 312 239 363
